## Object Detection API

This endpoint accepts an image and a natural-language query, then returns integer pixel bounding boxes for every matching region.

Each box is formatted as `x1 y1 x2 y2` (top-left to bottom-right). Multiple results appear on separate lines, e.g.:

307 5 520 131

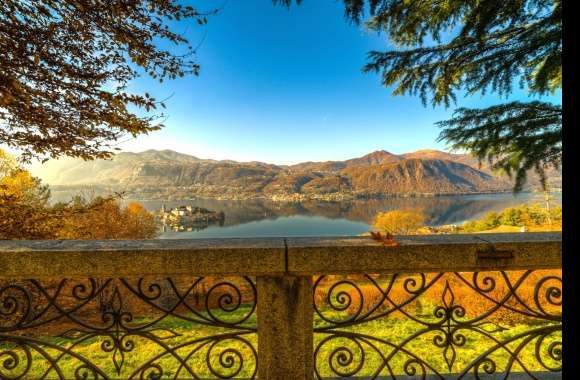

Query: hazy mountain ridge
32 149 560 200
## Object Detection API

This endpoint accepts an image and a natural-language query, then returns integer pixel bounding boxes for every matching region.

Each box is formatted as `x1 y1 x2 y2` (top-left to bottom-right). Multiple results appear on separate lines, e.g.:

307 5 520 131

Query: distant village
157 205 225 232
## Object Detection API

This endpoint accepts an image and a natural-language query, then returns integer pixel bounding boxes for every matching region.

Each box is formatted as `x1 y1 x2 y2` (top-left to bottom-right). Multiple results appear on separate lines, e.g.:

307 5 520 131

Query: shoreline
47 186 561 203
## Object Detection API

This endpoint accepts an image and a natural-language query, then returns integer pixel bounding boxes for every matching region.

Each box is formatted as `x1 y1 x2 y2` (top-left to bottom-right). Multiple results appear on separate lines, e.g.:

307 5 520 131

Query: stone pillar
257 275 313 380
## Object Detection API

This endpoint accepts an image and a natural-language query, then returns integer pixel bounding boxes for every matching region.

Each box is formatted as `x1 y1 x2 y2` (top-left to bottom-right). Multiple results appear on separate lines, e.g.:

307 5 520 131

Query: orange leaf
369 231 399 247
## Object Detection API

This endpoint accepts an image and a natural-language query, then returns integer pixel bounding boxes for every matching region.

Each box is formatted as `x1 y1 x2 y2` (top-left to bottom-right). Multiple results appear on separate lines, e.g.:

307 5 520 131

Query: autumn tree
122 202 158 238
0 1 215 162
57 198 157 239
373 209 425 235
1 149 157 239
0 151 54 238
276 0 562 191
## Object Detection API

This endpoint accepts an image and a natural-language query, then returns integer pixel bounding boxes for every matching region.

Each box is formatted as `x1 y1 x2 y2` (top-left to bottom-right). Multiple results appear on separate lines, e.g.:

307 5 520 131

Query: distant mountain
31 149 559 200
289 150 402 172
342 158 501 194
32 149 205 186
344 150 403 167
402 149 561 189
402 149 472 164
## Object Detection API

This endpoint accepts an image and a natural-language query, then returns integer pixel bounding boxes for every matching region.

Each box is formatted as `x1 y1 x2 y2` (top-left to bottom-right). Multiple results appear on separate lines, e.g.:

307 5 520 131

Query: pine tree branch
437 101 562 191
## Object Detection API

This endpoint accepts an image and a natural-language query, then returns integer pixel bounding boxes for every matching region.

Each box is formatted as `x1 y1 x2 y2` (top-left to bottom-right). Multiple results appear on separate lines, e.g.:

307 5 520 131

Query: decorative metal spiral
0 276 257 379
206 337 257 379
0 340 31 380
314 334 366 378
403 358 428 379
314 270 562 379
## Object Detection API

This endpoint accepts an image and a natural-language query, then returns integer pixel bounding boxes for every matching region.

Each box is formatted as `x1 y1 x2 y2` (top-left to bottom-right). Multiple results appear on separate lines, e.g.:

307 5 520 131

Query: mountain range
32 149 561 200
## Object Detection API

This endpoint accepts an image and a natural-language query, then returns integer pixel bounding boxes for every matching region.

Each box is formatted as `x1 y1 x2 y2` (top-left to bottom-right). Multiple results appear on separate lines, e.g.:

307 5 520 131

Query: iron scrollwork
0 276 257 379
313 270 562 379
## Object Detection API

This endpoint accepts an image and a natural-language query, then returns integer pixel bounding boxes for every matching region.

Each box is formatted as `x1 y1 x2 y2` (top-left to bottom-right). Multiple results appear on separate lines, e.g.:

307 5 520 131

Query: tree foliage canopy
346 0 562 106
357 0 562 190
55 197 157 240
0 0 214 161
373 209 425 235
461 203 562 232
437 101 561 191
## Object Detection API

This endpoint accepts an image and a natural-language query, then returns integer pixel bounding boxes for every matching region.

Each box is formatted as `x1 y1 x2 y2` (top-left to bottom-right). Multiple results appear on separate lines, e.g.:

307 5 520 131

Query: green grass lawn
1 306 259 380
2 305 560 379
313 307 561 378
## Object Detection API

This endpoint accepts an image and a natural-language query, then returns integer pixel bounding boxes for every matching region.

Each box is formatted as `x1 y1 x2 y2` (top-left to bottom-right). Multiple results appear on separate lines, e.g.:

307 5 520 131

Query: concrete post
257 275 313 379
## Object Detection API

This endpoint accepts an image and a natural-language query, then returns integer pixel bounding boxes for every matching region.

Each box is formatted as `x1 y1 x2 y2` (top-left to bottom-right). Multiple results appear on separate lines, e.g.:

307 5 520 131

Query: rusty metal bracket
474 237 514 266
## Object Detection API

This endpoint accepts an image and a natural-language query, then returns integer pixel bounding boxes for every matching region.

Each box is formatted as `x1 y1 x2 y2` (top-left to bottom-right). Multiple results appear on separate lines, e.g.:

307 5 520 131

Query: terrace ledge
0 232 561 279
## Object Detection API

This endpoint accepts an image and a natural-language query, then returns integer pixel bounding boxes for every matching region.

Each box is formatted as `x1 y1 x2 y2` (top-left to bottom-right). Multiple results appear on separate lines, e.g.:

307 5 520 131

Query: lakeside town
48 182 561 203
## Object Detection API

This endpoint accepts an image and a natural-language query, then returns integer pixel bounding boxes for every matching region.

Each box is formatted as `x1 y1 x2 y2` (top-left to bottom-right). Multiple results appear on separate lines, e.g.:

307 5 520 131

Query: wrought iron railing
0 276 258 379
313 271 561 379
0 233 562 379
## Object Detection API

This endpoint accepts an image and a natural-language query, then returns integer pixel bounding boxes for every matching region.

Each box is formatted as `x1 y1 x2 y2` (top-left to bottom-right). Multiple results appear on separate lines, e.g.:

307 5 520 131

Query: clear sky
114 0 561 165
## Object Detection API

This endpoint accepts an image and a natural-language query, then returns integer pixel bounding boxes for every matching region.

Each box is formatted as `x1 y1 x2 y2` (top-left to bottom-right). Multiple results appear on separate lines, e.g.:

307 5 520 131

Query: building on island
158 204 225 232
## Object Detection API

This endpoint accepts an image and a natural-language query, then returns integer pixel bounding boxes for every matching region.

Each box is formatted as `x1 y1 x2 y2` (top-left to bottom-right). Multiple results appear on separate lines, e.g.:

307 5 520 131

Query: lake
50 191 562 239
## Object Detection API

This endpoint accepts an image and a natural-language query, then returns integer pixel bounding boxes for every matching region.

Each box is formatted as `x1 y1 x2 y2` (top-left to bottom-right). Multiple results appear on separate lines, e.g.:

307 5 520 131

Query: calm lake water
50 191 562 239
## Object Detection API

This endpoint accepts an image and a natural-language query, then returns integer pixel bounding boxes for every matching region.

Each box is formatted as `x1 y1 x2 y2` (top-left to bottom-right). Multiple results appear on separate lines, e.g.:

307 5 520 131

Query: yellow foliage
1 149 157 240
0 148 19 176
1 151 54 238
1 170 45 202
373 209 425 235
123 202 157 239
56 199 157 240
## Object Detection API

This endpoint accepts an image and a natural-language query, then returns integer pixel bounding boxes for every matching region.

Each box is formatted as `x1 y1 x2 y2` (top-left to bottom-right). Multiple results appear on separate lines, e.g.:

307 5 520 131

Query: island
157 205 225 232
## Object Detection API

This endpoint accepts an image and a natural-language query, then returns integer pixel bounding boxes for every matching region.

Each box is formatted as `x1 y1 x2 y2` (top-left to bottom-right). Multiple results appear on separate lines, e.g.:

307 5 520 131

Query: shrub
373 209 425 235
459 203 562 232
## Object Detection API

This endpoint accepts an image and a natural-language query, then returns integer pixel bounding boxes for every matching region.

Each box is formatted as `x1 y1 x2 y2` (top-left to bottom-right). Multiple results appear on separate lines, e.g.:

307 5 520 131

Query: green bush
459 203 562 232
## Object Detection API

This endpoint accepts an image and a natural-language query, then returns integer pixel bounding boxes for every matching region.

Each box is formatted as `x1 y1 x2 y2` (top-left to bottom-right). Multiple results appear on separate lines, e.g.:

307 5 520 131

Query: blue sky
117 0 561 165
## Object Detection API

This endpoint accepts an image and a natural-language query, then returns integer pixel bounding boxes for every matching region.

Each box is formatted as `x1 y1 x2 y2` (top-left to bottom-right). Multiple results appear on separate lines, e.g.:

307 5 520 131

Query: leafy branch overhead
437 101 561 191
360 0 561 190
0 0 216 161
357 0 562 107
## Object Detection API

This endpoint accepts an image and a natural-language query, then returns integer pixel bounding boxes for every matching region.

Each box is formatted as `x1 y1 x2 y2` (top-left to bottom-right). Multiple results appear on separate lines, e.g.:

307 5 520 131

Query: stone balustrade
0 233 562 379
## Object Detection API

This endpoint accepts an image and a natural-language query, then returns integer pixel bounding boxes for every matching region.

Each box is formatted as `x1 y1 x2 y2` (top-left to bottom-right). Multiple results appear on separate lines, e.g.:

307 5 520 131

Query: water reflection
49 191 561 239
142 193 560 238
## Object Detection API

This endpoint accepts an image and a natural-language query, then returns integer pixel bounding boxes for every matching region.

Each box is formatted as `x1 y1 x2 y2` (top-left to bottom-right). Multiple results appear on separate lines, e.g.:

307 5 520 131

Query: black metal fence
313 271 561 379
